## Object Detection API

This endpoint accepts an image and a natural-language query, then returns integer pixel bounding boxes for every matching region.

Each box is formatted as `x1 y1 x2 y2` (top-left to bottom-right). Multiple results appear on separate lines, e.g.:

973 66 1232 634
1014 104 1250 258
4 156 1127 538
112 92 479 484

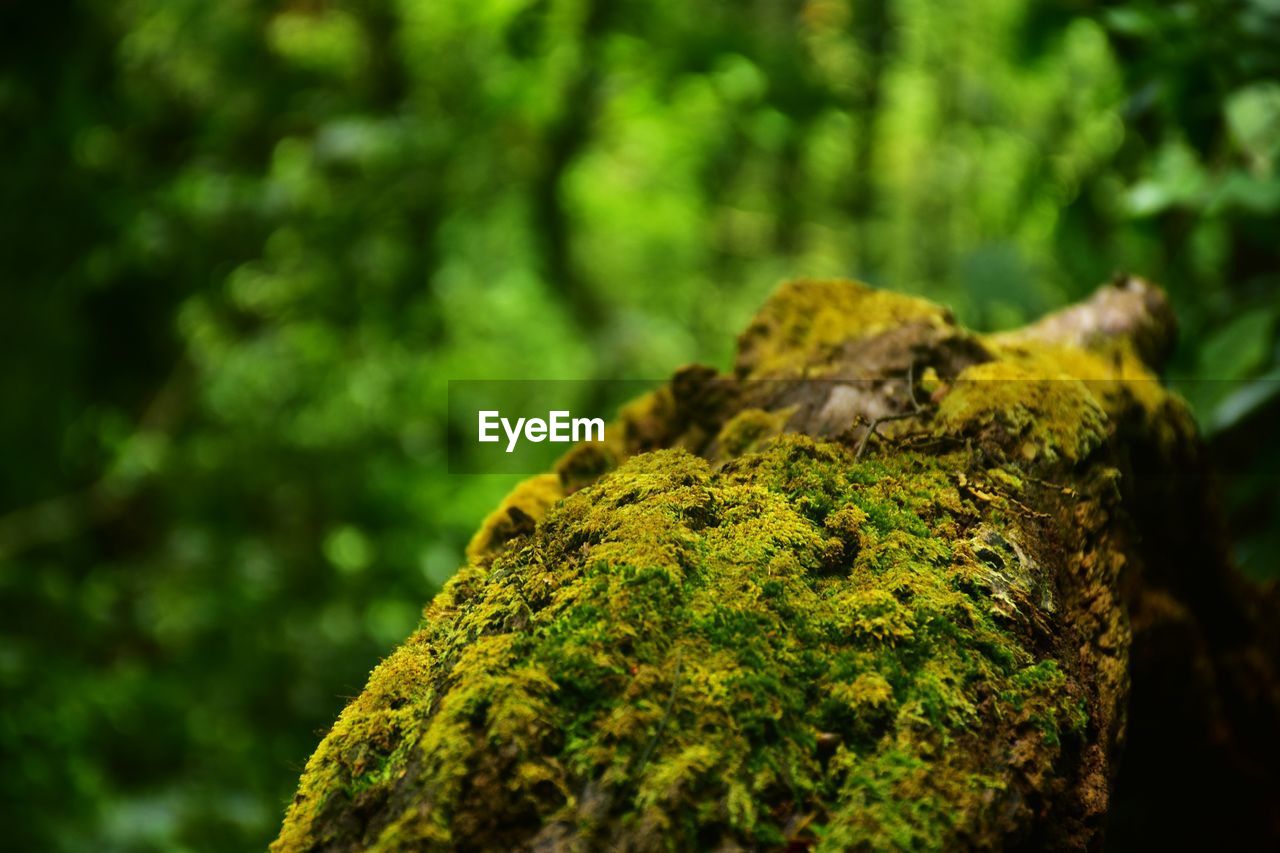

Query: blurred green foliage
0 0 1276 848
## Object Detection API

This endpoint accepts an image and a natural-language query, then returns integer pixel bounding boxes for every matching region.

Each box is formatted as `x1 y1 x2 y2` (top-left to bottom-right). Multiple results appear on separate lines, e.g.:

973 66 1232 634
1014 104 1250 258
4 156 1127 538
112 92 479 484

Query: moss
465 473 563 565
619 386 681 452
276 436 1088 850
735 279 952 377
966 339 1197 462
555 441 619 495
277 279 1192 850
934 358 1108 465
713 406 792 459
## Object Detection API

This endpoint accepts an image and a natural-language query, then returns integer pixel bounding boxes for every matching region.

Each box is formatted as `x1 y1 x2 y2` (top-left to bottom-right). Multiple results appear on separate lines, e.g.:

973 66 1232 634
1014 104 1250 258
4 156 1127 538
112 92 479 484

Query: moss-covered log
274 279 1280 851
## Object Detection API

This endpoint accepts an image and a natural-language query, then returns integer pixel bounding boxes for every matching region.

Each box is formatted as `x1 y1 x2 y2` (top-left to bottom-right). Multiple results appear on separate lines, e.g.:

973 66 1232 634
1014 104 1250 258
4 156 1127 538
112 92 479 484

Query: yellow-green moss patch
276 436 1086 850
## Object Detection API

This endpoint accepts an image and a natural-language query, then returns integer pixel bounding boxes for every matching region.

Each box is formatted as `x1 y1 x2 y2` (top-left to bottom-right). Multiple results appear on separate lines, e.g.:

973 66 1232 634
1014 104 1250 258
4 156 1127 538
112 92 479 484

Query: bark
274 279 1280 851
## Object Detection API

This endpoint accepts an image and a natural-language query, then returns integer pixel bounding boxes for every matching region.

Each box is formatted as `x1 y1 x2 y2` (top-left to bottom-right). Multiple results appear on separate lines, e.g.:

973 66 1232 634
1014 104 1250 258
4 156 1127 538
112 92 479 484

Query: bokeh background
2 0 1278 848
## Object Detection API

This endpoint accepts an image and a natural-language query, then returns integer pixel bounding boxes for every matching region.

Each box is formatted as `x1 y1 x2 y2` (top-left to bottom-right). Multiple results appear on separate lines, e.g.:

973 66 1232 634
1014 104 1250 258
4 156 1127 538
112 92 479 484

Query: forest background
1 0 1278 848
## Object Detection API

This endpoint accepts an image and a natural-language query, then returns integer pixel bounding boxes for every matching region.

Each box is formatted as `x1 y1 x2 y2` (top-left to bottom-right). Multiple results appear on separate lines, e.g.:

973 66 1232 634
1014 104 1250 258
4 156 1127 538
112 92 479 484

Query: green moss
735 279 951 377
1002 660 1088 748
934 358 1108 465
465 473 563 564
276 436 1087 850
713 406 792 459
276 279 1193 850
942 339 1198 466
555 440 619 495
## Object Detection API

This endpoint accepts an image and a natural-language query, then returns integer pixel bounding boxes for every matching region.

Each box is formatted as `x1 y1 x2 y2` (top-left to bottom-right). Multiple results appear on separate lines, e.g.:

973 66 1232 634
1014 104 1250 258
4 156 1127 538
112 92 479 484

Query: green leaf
1226 82 1280 174
1211 365 1280 433
1124 141 1208 216
1198 309 1275 382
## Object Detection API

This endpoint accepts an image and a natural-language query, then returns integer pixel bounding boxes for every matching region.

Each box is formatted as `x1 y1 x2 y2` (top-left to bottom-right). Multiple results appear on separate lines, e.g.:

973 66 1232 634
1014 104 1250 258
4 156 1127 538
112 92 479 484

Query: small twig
1023 475 1077 496
856 363 926 460
905 362 920 410
897 432 961 452
856 412 922 460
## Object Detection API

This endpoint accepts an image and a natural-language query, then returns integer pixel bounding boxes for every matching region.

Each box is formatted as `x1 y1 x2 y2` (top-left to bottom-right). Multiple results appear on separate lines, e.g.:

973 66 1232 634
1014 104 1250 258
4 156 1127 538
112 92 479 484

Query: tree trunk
273 279 1280 851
